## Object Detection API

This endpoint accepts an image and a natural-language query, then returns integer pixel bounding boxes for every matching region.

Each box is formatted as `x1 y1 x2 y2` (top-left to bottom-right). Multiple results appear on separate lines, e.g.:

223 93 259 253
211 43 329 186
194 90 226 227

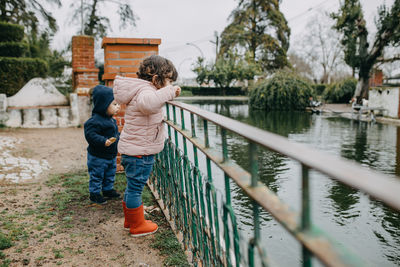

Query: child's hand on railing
175 86 181 97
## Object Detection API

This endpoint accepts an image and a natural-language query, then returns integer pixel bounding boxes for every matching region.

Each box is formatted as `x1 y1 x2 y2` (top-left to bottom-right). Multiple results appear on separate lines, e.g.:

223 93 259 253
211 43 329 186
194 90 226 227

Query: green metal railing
148 100 400 267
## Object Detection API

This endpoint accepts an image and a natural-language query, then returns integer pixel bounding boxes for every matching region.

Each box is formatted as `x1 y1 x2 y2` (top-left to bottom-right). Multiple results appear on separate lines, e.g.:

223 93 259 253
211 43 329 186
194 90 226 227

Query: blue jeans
121 154 155 209
87 153 117 194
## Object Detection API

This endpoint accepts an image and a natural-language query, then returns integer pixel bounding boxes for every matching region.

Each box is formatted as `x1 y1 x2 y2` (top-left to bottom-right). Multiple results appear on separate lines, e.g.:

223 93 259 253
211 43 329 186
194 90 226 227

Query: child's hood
113 76 155 105
92 85 114 116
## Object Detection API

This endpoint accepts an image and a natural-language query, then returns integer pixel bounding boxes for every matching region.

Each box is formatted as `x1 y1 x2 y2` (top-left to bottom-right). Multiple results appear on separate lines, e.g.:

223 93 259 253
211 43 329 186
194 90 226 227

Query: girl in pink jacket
113 55 180 237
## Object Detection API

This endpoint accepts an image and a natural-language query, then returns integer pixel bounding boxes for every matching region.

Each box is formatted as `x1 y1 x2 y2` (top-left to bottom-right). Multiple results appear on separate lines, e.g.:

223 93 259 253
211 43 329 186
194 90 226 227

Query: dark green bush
249 70 314 110
180 86 246 96
0 57 48 96
0 22 24 42
0 42 29 57
313 84 327 95
323 78 357 103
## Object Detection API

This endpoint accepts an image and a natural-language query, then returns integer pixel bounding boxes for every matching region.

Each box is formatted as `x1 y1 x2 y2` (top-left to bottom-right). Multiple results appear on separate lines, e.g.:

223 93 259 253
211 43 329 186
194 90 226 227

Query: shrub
0 22 24 42
0 42 29 57
313 84 327 95
180 86 246 96
249 70 314 110
0 57 48 96
323 78 357 103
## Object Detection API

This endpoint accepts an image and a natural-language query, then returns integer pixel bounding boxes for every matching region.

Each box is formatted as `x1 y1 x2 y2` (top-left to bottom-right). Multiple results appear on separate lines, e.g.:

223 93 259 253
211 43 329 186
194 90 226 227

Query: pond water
178 99 400 266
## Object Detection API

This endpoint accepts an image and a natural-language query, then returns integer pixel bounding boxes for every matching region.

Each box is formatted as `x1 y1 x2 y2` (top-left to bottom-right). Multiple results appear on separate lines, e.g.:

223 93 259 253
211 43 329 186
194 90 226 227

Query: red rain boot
126 204 158 237
122 201 130 230
123 201 151 230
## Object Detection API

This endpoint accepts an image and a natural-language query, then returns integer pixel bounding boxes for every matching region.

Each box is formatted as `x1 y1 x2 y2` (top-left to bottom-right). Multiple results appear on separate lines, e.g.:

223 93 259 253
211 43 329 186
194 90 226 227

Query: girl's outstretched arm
136 85 180 114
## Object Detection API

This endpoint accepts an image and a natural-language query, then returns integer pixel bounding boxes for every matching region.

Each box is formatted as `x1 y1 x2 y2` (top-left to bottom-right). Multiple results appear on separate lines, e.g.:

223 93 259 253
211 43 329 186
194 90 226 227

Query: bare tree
297 11 347 83
288 52 314 81
70 0 137 41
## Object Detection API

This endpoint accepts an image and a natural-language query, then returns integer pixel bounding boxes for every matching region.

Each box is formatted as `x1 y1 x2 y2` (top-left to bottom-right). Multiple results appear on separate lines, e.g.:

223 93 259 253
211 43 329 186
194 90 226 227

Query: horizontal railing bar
167 101 400 212
164 119 364 267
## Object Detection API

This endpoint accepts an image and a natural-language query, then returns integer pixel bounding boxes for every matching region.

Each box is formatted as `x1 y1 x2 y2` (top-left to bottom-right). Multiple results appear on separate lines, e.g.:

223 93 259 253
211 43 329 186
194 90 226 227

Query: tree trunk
354 75 369 104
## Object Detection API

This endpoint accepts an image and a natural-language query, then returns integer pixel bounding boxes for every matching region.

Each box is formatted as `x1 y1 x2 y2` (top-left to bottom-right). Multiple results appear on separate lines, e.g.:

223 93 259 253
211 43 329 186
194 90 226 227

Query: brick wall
101 37 161 172
102 37 161 86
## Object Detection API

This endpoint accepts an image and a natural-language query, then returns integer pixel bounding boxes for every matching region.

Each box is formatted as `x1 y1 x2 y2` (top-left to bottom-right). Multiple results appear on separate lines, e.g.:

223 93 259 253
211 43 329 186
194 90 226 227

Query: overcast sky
51 0 391 78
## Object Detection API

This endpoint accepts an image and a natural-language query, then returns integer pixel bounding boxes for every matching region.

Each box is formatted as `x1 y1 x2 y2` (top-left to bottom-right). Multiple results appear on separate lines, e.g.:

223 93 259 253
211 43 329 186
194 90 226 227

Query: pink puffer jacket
113 76 176 156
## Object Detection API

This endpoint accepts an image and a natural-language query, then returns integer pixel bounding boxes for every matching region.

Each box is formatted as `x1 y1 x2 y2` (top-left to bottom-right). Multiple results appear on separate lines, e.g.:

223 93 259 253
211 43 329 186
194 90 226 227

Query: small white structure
8 78 68 107
0 78 80 128
369 87 399 118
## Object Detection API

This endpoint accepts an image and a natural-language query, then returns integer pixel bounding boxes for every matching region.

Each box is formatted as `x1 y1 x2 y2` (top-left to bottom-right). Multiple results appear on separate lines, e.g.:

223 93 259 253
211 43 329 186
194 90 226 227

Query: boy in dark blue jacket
84 85 121 204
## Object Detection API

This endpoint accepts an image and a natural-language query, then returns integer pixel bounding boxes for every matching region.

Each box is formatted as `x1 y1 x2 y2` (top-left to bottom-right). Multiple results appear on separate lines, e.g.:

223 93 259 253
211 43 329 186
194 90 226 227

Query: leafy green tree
0 1 69 79
28 31 69 77
0 0 60 35
219 0 290 72
192 51 261 93
70 0 138 41
331 0 400 103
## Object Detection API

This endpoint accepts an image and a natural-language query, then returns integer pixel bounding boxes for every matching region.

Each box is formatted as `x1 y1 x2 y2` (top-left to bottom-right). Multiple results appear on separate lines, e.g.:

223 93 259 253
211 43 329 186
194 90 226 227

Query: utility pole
210 31 219 61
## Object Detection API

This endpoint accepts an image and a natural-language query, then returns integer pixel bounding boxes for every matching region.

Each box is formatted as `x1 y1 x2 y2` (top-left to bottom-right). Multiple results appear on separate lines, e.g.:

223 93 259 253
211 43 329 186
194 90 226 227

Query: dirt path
0 128 170 267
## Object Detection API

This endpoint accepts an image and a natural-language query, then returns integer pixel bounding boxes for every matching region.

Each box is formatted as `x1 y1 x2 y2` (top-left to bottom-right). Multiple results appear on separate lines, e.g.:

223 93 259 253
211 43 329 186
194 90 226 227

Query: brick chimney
71 35 100 124
72 36 100 94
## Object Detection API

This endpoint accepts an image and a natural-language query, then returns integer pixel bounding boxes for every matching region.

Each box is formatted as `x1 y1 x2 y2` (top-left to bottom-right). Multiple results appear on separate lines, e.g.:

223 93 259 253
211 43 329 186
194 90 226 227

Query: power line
288 0 331 22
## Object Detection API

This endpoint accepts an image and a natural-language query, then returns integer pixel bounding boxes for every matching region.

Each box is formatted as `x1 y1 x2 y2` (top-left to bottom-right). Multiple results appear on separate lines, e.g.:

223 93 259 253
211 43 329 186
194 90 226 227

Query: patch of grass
45 175 60 187
151 230 189 267
43 231 54 239
52 248 64 259
114 173 126 193
142 186 155 206
48 172 90 213
23 209 35 216
0 233 13 250
0 258 11 267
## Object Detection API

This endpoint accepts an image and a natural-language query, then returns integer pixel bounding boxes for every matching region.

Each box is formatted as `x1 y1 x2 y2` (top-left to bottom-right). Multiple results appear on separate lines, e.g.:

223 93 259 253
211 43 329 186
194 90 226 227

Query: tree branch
377 55 400 63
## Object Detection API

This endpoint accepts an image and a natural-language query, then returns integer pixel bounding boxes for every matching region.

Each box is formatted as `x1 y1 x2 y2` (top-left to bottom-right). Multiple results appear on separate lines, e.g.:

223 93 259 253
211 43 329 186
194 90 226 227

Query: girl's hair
137 55 178 87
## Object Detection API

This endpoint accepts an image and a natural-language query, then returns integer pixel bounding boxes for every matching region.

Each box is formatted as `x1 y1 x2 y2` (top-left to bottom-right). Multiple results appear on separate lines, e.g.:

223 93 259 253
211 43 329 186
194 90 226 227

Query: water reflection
340 122 379 165
371 200 400 265
327 181 360 225
247 109 312 136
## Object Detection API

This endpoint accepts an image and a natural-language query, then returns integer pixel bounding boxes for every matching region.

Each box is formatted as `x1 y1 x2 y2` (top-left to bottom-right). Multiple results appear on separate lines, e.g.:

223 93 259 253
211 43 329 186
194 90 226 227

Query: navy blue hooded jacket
84 85 119 159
